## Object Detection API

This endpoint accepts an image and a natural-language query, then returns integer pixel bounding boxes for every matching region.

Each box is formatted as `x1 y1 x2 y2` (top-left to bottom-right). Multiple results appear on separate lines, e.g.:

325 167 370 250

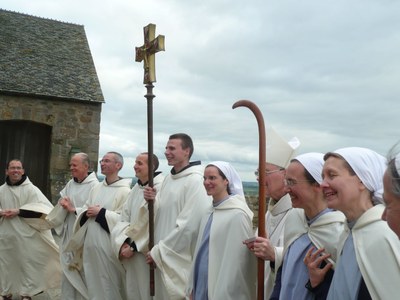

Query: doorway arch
0 120 52 199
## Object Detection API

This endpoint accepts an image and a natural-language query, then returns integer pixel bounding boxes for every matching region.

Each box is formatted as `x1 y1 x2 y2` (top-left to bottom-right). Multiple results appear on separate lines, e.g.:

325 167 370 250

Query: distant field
243 181 259 196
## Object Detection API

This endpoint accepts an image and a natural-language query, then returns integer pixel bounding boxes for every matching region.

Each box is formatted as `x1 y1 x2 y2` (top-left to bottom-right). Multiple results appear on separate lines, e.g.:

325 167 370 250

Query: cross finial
135 24 165 84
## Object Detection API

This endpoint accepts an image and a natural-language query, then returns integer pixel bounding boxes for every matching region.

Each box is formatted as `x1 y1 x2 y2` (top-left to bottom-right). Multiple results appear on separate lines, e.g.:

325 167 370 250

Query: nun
307 147 400 299
270 153 345 300
188 161 256 300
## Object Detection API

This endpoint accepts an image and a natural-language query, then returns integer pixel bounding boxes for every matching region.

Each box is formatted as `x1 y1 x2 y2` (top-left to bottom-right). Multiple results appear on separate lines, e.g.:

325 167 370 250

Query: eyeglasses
254 168 284 177
284 178 313 187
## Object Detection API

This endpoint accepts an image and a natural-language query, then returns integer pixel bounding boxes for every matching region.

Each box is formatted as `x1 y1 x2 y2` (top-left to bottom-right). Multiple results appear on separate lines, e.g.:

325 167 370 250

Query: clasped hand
86 205 101 218
0 208 19 218
119 243 134 259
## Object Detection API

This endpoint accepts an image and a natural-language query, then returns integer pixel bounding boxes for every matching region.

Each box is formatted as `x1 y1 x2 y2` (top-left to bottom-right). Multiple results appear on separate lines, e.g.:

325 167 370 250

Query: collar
6 174 27 186
171 161 201 175
73 171 92 183
138 171 162 186
213 195 230 207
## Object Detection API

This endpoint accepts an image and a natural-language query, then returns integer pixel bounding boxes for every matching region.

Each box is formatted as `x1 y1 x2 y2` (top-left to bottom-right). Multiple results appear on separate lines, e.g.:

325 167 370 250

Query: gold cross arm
135 24 165 84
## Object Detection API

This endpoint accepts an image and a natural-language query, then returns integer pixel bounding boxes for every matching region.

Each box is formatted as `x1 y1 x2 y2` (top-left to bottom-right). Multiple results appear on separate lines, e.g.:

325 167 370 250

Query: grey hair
107 151 124 169
74 153 90 168
387 143 400 198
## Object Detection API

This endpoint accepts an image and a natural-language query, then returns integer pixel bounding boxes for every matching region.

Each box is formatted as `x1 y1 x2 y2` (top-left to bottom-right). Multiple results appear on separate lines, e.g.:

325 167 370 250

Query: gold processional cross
135 23 165 84
134 23 165 296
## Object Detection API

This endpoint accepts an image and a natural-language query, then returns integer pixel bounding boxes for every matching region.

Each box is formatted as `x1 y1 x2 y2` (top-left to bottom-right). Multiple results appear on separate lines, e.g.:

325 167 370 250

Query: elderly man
0 159 61 300
244 128 300 299
47 153 98 300
67 151 131 300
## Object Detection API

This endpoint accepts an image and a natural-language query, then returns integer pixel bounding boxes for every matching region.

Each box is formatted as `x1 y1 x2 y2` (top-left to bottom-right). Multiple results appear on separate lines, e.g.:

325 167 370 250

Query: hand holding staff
135 23 165 296
233 99 267 300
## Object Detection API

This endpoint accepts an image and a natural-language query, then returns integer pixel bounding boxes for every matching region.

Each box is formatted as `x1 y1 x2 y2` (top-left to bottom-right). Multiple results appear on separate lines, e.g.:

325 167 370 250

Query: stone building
0 9 104 203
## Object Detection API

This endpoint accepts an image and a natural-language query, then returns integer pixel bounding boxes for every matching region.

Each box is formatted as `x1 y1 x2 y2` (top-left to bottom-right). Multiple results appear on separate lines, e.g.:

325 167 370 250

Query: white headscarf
331 147 386 205
208 161 244 196
294 152 324 184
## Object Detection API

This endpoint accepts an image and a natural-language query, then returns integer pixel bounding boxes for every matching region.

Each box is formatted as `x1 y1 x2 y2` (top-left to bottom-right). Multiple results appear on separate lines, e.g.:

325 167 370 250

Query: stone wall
0 94 102 203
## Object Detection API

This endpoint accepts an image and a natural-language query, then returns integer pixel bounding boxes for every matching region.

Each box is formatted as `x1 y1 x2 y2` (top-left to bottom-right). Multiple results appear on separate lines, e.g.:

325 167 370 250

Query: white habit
151 164 212 300
68 178 131 300
328 205 400 299
284 208 346 267
47 172 98 300
263 194 292 298
0 177 61 297
111 173 164 300
190 194 257 299
277 208 346 299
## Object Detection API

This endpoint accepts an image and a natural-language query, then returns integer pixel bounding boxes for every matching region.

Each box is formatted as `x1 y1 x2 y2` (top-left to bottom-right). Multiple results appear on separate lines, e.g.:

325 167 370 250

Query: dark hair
6 159 23 169
169 133 194 158
323 152 356 176
141 152 160 171
207 164 231 195
291 158 319 185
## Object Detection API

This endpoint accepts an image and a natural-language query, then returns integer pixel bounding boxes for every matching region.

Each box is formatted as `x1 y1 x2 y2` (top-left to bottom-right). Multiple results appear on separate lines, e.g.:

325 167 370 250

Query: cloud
3 0 400 180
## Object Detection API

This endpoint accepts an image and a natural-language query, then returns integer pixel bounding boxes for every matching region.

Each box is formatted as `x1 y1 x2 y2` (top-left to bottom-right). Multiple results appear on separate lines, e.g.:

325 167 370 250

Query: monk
0 159 61 300
66 151 131 300
111 152 164 300
46 153 98 300
144 133 211 300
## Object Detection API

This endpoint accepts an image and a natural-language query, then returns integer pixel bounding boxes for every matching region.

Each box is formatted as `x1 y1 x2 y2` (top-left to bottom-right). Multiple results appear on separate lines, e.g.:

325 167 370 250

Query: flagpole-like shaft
135 23 164 297
232 100 266 300
145 83 155 296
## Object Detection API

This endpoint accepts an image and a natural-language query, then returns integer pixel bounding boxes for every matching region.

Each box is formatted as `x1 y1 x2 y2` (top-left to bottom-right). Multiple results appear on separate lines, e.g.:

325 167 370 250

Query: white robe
0 177 61 297
46 172 98 300
151 164 212 300
284 208 346 267
67 178 131 300
279 208 346 300
261 194 292 299
328 205 400 300
190 194 257 299
111 173 164 300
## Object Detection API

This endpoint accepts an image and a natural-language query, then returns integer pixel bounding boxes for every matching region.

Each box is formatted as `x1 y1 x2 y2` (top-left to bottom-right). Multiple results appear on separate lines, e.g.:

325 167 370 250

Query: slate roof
0 9 104 103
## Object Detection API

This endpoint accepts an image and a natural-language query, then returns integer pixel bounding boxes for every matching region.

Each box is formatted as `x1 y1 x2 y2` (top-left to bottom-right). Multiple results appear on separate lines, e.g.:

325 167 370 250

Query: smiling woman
188 161 256 299
2 0 400 191
270 153 345 300
306 147 400 300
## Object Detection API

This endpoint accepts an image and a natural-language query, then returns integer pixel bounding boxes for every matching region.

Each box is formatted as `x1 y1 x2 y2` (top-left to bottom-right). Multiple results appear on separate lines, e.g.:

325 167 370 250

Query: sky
2 0 400 181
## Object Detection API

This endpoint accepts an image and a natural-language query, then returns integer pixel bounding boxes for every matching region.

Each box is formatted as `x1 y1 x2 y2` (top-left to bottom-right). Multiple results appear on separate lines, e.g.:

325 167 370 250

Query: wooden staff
232 99 266 300
135 23 165 296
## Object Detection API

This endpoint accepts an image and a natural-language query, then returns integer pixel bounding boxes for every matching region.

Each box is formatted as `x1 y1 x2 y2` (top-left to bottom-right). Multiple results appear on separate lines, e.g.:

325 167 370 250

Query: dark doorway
0 120 52 199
